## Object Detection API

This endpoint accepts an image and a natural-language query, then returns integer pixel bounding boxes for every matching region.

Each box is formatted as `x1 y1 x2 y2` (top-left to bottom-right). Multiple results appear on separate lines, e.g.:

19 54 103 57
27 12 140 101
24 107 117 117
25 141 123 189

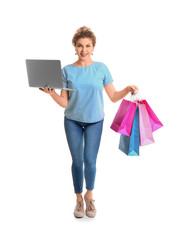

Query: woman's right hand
39 87 55 96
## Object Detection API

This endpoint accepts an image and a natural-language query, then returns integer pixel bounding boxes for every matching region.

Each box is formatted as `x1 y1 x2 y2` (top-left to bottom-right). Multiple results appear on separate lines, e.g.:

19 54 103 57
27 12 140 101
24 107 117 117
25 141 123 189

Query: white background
0 0 181 239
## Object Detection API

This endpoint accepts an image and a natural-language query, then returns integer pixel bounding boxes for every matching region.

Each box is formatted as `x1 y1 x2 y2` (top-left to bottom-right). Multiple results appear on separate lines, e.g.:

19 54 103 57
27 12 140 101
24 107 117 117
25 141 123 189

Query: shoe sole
85 211 96 218
74 213 84 218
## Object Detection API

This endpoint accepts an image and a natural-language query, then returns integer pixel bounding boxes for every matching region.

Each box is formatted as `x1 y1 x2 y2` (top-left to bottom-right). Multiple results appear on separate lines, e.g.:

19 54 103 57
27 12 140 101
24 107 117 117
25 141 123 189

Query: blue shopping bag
119 107 140 156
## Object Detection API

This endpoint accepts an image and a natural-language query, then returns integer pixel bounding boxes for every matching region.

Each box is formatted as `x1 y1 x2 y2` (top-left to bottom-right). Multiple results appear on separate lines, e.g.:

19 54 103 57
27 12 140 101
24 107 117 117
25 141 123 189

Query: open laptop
25 59 76 91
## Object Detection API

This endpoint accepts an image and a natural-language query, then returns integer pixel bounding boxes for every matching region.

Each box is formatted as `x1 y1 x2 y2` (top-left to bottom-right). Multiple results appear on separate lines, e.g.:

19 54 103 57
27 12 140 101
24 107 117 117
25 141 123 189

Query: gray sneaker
74 201 84 218
84 198 96 218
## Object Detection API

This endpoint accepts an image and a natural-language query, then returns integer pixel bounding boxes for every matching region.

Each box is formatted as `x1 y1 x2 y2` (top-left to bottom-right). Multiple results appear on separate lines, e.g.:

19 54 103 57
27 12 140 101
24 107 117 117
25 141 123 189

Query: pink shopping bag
143 100 163 132
139 103 155 146
110 99 137 136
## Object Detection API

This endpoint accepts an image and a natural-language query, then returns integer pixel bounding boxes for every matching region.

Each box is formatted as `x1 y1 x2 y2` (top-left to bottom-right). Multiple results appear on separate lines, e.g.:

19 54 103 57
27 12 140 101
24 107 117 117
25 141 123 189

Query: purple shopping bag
139 103 155 146
110 99 136 136
143 100 163 132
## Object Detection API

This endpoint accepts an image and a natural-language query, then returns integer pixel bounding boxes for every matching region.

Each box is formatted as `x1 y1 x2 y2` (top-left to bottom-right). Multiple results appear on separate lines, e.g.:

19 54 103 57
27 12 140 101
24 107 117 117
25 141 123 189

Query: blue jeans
64 117 104 194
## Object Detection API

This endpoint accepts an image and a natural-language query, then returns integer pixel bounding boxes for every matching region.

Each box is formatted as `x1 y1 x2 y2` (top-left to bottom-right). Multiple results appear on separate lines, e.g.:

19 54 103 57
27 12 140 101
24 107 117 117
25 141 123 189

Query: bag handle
129 91 143 103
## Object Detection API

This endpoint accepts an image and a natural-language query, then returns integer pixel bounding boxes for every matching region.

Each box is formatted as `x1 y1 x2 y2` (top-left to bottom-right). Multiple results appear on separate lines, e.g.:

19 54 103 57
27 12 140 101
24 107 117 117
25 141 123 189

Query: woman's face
75 38 94 60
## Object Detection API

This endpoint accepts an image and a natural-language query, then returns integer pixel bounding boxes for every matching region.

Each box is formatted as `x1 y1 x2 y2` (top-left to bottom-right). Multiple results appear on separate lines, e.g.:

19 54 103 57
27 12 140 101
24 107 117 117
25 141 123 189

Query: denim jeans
64 116 104 194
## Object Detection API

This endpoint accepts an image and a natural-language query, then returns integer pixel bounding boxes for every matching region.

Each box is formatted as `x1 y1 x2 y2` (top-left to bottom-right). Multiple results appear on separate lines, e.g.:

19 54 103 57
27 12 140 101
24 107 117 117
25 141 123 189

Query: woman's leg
64 117 84 198
83 119 104 198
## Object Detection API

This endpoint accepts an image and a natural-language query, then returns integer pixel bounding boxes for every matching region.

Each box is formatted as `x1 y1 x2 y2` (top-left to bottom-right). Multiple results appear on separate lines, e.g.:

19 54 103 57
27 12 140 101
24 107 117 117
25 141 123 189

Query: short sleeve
102 63 114 86
62 67 68 88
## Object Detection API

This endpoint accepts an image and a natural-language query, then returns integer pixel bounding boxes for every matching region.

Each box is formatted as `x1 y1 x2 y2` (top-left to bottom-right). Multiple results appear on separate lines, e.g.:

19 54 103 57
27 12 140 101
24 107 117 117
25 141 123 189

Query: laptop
25 59 76 91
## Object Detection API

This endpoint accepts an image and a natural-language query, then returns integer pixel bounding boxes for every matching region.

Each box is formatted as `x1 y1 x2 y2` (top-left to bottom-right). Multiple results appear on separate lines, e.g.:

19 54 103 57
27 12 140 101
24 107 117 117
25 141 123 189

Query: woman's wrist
126 86 130 94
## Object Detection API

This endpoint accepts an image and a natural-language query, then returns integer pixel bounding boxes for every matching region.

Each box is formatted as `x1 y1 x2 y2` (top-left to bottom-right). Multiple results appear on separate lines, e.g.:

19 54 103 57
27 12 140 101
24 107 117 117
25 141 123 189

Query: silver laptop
25 59 76 91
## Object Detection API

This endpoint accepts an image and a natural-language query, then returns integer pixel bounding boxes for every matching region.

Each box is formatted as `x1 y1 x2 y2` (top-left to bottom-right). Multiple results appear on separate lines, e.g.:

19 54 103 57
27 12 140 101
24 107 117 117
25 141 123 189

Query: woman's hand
39 87 55 96
127 85 139 95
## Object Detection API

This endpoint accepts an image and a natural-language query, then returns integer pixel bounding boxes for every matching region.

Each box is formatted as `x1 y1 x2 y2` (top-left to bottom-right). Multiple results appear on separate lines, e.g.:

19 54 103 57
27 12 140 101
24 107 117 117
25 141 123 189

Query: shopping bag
119 107 140 156
110 99 131 132
129 107 140 155
139 103 154 146
142 100 163 132
110 99 137 136
119 134 130 155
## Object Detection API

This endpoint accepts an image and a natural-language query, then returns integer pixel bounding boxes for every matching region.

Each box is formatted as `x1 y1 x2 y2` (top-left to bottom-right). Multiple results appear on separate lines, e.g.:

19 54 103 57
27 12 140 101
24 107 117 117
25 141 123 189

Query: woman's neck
72 58 94 67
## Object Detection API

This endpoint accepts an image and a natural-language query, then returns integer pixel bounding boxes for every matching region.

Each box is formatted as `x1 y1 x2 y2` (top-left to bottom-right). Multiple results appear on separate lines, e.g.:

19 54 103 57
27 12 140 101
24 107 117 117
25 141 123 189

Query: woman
39 26 138 218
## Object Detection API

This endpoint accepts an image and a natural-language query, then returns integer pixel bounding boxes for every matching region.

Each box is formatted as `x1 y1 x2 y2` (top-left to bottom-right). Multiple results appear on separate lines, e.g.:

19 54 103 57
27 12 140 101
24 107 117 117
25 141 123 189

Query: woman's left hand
127 85 139 95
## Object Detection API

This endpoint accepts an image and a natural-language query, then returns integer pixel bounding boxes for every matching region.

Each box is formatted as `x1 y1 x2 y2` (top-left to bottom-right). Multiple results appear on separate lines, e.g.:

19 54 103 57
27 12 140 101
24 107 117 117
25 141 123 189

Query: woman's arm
39 87 69 108
104 83 138 103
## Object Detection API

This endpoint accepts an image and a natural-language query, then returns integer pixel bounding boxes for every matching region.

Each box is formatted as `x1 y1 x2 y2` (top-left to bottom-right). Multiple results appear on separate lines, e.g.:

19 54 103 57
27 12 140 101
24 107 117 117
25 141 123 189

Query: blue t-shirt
62 61 113 123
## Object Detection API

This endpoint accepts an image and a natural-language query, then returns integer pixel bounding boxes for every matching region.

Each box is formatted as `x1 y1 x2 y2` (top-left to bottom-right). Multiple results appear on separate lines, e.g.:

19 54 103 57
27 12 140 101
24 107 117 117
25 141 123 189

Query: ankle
76 194 83 202
84 191 93 200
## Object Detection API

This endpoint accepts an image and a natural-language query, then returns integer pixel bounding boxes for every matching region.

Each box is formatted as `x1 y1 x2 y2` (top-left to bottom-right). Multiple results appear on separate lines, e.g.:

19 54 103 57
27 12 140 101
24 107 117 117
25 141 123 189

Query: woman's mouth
80 53 87 57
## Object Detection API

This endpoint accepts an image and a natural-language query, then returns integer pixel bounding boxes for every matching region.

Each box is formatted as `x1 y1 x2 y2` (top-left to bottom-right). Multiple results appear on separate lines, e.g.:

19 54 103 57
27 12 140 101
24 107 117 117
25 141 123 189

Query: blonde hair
72 26 96 47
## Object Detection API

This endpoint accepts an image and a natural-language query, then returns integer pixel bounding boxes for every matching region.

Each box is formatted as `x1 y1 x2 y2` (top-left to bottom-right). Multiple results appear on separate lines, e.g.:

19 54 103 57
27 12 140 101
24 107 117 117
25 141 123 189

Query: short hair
72 26 96 47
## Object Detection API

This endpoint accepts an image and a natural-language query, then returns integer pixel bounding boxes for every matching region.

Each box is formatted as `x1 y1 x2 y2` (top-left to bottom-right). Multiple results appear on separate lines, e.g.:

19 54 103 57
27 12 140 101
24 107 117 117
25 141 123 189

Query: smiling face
75 38 94 60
